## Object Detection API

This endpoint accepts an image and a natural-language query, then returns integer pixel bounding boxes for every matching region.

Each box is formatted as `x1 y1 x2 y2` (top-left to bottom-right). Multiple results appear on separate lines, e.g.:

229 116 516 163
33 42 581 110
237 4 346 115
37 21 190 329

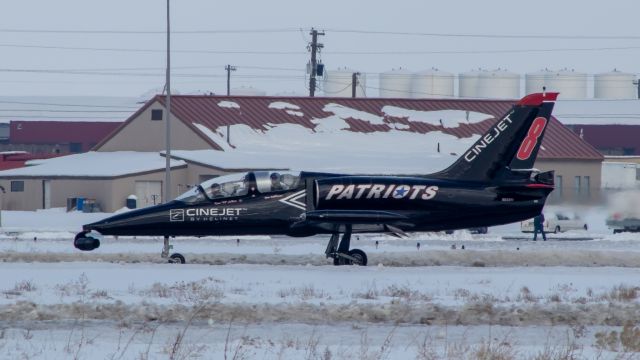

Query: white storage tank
379 68 413 98
459 69 485 98
230 86 267 96
594 70 637 99
477 68 520 99
323 68 366 97
525 69 553 95
545 69 587 99
411 68 454 98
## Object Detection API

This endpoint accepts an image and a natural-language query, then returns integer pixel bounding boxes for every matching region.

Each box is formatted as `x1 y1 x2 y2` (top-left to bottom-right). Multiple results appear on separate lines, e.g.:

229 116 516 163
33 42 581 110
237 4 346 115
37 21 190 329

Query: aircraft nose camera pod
74 92 558 266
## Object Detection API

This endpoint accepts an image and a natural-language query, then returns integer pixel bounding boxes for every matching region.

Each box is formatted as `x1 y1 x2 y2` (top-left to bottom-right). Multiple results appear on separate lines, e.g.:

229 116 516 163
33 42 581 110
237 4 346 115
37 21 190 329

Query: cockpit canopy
176 171 301 204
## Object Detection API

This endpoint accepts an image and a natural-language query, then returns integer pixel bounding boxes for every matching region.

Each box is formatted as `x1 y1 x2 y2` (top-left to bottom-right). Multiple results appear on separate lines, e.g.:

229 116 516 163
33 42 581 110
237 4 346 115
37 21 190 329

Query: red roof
101 95 603 161
0 152 60 170
566 124 640 155
10 121 120 151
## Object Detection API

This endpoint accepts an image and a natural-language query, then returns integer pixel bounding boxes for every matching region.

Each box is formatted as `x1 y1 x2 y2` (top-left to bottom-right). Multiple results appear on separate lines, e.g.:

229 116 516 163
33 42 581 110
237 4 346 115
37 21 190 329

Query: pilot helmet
270 172 280 181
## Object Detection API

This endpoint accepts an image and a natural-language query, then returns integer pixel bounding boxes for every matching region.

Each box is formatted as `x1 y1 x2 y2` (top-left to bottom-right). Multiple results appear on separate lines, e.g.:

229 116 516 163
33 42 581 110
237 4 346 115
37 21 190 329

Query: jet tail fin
433 92 558 182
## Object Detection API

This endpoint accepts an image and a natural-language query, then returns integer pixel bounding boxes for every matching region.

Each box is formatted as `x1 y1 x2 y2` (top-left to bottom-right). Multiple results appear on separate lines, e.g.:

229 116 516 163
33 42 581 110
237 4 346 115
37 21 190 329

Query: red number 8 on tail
516 117 547 161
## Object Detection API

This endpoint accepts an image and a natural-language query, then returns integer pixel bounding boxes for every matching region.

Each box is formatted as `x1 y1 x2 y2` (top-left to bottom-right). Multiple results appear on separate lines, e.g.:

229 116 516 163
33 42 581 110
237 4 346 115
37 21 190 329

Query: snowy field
0 208 639 358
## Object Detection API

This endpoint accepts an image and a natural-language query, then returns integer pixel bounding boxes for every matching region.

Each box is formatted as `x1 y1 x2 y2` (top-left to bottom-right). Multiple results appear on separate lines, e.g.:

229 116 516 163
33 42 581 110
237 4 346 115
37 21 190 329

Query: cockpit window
254 171 300 193
175 171 301 203
176 173 249 203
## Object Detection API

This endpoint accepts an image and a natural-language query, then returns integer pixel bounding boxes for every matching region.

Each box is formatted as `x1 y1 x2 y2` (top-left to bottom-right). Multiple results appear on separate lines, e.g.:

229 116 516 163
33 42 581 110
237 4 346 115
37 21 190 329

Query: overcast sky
1 0 639 97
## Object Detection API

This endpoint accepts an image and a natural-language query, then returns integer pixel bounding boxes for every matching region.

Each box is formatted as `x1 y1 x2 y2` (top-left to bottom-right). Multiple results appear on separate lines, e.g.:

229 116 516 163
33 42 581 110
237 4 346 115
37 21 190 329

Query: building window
151 109 163 121
574 176 581 195
555 175 563 200
69 142 82 153
10 180 24 192
583 176 591 197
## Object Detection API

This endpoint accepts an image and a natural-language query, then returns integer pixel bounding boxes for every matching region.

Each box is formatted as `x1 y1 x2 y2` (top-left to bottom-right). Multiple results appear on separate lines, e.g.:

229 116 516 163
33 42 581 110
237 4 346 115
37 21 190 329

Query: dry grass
277 285 327 301
2 280 38 298
141 277 224 305
601 285 640 303
594 322 640 353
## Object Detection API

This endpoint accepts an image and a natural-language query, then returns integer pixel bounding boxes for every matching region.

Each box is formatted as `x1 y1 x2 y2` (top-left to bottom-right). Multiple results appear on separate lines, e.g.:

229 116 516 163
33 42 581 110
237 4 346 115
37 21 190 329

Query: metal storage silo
230 86 267 96
379 68 413 98
323 68 366 97
545 69 587 99
477 68 520 99
594 69 637 99
410 68 454 98
459 69 485 98
525 69 552 95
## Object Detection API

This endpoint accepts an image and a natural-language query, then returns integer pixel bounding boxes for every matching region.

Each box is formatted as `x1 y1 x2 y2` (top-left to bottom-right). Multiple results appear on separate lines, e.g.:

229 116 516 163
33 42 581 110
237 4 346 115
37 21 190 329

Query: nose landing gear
325 225 368 266
162 236 185 264
74 231 101 251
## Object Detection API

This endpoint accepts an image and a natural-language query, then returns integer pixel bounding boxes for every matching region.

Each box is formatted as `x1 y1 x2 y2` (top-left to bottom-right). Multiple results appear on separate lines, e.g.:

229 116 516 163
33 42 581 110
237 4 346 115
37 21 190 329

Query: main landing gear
325 225 368 266
162 236 186 264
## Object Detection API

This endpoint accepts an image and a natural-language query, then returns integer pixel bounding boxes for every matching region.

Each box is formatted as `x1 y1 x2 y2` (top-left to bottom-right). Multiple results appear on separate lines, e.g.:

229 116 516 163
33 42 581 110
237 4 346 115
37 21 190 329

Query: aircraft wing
304 210 409 223
293 210 415 238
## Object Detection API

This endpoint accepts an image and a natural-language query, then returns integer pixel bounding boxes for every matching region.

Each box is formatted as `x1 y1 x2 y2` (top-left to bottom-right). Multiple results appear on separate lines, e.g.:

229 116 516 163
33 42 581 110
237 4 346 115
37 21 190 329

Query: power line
3 27 640 40
0 100 138 108
323 46 640 55
0 115 125 119
0 68 307 80
5 42 640 56
0 109 133 113
0 27 300 34
325 29 640 40
0 43 306 55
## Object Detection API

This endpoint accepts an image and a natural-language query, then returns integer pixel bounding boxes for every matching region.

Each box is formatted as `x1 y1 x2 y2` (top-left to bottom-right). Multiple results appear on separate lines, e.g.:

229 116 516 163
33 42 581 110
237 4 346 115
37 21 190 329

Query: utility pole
164 0 172 204
225 65 236 146
352 72 360 98
225 65 236 96
308 28 324 97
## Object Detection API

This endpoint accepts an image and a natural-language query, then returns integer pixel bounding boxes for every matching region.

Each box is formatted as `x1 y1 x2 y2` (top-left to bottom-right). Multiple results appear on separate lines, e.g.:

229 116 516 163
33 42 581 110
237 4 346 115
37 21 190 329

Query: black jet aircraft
74 92 558 265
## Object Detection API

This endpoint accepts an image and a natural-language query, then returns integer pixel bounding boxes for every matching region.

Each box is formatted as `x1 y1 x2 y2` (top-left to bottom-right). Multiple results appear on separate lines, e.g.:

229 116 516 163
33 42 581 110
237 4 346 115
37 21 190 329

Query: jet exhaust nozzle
74 231 100 251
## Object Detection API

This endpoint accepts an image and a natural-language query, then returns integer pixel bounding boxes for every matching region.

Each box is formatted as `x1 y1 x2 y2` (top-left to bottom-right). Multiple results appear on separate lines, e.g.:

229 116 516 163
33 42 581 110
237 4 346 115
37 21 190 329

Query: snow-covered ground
0 262 638 359
0 208 639 358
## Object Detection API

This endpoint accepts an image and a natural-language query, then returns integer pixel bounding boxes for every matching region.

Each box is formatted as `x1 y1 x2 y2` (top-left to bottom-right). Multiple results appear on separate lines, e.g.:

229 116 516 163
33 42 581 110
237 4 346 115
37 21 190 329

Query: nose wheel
169 253 186 264
162 236 186 264
325 225 368 266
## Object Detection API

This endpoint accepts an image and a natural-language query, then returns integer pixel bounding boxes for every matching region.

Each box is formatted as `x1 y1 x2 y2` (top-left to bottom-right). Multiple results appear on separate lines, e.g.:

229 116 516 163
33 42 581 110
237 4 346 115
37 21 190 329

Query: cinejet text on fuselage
172 207 247 222
464 112 514 163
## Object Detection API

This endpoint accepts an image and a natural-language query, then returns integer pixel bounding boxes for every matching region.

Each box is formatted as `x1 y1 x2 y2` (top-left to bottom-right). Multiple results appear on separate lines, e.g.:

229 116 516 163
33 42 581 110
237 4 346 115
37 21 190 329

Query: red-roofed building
566 124 640 156
1 121 120 155
0 151 60 171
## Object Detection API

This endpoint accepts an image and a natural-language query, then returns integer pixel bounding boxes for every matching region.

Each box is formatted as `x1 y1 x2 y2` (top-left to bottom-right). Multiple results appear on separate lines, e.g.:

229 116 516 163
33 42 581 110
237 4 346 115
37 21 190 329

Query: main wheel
583 224 588 231
348 249 368 266
169 253 186 264
554 226 561 234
